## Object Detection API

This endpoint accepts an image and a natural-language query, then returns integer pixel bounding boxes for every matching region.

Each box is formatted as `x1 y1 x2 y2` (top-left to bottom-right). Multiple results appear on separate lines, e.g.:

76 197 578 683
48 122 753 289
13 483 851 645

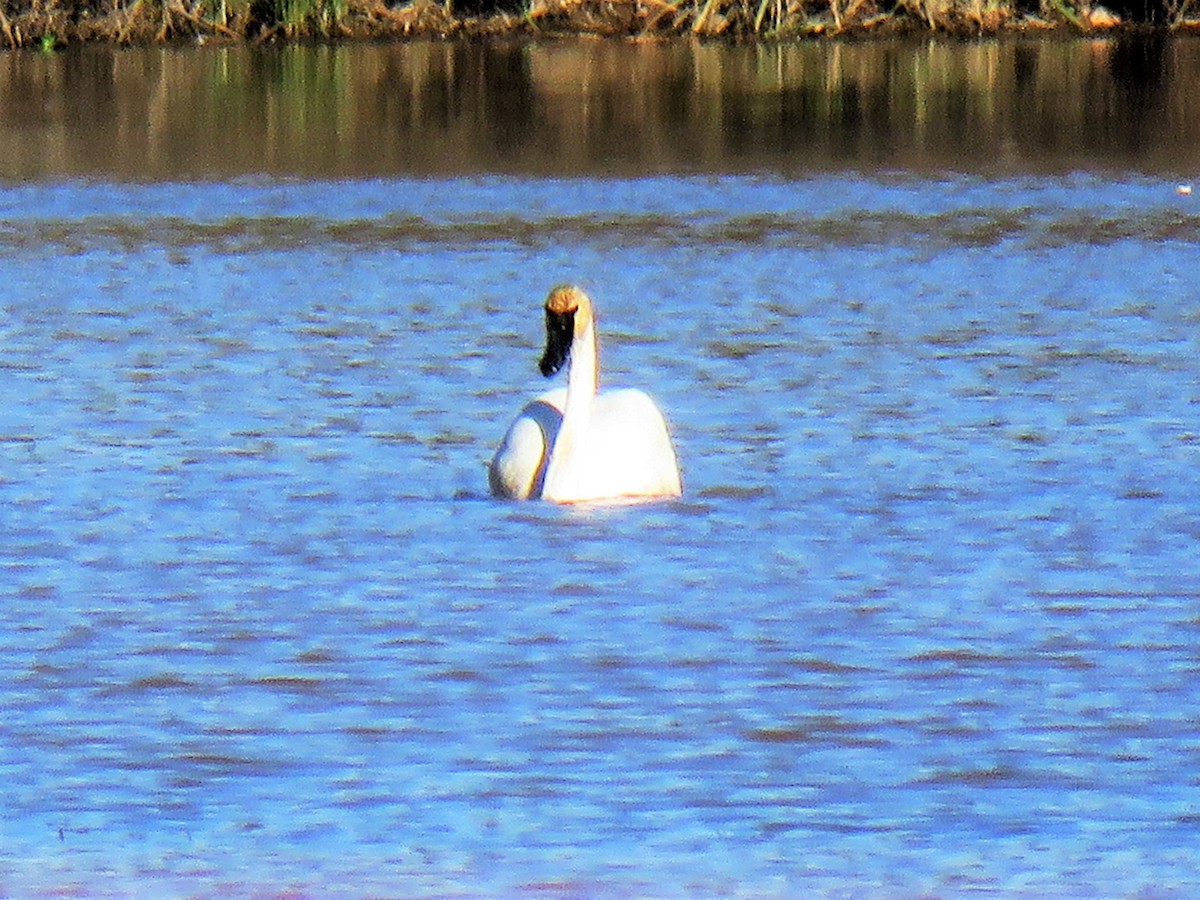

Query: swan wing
488 390 565 499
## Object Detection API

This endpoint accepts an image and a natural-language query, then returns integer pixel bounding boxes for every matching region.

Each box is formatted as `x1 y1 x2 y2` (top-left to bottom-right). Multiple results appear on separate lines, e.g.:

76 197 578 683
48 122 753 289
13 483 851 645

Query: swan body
489 285 682 504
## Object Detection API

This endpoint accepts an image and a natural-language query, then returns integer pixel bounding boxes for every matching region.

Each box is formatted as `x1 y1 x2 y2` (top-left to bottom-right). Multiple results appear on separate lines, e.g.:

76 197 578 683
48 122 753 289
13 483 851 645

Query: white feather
490 287 682 504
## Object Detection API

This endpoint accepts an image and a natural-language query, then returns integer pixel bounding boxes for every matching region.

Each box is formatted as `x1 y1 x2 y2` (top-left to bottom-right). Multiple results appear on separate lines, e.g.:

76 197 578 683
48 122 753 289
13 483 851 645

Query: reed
280 0 350 34
0 0 1145 46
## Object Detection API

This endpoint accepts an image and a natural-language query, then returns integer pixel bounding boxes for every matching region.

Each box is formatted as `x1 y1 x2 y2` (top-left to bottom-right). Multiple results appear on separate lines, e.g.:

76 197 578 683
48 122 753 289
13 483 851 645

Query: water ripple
1 173 1198 896
3 205 1200 253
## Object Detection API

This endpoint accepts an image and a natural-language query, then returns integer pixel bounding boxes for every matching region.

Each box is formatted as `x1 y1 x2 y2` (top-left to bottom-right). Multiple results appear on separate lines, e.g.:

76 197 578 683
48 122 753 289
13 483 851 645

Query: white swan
489 285 683 503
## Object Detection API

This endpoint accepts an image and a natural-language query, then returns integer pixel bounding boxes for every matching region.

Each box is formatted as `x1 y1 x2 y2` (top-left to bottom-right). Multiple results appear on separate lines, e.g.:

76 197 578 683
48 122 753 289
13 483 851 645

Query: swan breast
553 387 682 501
597 388 681 496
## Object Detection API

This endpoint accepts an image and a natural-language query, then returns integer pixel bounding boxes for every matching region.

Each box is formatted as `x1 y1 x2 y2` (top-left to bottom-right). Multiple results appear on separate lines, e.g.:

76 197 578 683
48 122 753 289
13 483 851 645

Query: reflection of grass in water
0 38 1185 177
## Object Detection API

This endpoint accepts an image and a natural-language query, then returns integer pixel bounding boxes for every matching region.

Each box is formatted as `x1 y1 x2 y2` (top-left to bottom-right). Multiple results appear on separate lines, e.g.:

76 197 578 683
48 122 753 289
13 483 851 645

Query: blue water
2 173 1199 896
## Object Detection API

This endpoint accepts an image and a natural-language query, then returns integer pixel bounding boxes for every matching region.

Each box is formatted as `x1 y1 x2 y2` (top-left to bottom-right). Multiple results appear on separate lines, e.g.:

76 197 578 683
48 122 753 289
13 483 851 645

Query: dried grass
0 0 1135 47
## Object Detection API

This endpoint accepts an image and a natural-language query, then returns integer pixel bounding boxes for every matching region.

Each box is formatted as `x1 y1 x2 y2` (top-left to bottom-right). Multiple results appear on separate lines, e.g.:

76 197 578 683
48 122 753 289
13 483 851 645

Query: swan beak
539 307 574 377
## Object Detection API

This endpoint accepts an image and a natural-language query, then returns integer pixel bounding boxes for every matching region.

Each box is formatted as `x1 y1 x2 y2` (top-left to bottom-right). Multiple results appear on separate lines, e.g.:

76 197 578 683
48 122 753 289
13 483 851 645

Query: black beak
539 308 574 377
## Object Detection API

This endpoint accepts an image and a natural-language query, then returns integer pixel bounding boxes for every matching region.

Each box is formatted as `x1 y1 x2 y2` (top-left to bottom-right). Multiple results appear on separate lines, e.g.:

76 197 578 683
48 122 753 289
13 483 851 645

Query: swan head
539 285 592 377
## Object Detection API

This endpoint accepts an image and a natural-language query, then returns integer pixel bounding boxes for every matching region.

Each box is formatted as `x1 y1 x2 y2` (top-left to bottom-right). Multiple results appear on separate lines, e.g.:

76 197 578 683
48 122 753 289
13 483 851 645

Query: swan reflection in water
490 285 683 504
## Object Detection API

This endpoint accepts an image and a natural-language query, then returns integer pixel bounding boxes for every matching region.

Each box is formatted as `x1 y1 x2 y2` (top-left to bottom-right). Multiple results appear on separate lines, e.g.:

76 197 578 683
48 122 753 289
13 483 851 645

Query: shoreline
0 0 1190 50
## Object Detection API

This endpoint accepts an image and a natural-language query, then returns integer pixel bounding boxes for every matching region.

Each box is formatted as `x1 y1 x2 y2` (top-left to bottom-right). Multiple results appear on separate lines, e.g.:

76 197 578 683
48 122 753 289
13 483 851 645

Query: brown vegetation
0 0 1184 49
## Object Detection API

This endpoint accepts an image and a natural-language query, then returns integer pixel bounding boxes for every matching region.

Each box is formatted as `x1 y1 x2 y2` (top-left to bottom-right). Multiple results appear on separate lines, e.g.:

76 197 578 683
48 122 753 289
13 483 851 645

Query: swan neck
567 317 598 402
541 316 597 501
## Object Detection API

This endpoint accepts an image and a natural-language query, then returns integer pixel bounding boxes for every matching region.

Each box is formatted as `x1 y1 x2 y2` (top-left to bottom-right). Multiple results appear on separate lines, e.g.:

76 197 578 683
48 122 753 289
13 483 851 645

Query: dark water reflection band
0 37 1190 180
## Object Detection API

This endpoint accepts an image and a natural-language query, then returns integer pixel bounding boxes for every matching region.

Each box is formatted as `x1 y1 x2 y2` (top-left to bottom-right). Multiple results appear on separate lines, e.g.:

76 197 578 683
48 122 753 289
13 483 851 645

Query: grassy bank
0 0 1190 48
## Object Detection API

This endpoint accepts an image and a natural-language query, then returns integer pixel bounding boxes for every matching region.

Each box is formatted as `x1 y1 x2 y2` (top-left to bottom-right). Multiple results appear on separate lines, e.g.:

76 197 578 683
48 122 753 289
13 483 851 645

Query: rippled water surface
3 78 1200 895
